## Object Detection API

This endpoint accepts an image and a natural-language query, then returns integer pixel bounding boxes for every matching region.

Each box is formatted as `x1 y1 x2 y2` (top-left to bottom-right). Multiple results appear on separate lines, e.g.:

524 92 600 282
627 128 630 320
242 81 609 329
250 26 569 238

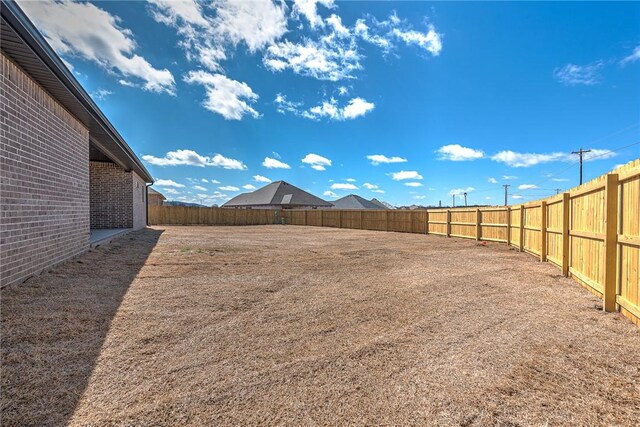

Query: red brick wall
1 53 90 287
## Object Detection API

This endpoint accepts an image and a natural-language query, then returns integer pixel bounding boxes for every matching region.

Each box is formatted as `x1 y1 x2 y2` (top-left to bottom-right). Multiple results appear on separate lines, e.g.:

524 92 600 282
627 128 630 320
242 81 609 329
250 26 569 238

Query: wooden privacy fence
148 159 640 325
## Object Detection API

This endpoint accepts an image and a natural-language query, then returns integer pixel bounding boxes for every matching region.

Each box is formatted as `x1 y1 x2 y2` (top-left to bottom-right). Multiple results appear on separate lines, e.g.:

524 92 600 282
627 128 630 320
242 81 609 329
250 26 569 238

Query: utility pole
463 192 468 207
503 184 510 206
571 147 591 185
555 188 562 195
452 194 456 207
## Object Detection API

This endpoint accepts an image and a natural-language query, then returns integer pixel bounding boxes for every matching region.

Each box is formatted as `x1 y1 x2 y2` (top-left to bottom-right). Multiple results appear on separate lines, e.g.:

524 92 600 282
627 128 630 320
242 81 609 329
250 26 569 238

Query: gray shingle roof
331 194 388 210
370 198 390 209
222 181 332 208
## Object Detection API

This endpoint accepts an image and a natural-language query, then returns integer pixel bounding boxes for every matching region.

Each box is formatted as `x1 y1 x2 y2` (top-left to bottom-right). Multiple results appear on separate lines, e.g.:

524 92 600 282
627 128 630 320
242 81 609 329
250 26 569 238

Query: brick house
148 187 166 206
0 2 154 287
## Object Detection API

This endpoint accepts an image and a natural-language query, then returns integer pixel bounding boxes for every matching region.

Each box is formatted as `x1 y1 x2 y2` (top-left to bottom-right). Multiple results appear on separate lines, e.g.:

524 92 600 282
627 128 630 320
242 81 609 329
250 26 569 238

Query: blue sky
20 0 640 206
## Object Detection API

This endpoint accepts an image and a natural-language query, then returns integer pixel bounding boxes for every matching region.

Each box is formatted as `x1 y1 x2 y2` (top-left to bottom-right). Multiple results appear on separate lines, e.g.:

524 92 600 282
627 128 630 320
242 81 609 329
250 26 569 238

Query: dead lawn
2 225 639 426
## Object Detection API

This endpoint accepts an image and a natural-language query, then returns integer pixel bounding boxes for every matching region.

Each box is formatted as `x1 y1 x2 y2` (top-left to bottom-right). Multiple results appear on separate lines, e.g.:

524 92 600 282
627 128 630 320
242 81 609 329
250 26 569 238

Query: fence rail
149 159 640 326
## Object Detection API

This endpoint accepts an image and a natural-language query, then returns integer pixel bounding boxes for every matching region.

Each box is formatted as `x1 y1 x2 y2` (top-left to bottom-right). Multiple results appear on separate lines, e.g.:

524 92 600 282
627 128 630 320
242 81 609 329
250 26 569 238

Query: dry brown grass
2 225 640 426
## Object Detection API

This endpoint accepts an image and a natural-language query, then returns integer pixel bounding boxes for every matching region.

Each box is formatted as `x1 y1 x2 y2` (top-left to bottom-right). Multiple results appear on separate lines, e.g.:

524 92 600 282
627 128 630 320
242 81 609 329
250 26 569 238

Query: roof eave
1 1 153 183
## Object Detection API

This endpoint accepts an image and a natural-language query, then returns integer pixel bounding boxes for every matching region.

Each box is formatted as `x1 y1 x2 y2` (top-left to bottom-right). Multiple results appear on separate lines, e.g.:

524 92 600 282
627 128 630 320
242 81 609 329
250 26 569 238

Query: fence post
446 209 451 237
506 207 511 246
304 209 308 226
540 201 547 262
603 173 619 312
425 210 429 235
562 193 570 277
385 210 389 232
476 209 481 241
233 208 237 226
519 206 525 252
320 209 324 227
360 210 363 229
339 210 343 228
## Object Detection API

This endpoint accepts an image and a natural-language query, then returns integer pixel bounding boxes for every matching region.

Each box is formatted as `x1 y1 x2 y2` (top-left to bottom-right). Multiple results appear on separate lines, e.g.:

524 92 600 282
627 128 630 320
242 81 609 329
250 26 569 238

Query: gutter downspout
146 183 152 227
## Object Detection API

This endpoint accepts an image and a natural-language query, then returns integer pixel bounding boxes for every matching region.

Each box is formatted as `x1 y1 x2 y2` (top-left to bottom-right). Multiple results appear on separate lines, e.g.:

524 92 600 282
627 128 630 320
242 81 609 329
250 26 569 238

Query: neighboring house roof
1 1 153 183
148 187 166 200
223 181 332 208
331 194 388 210
370 198 391 209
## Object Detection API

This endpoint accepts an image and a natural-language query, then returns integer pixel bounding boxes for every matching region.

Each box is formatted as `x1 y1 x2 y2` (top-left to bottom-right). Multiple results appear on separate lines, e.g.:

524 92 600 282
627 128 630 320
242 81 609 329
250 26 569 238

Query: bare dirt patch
2 225 639 426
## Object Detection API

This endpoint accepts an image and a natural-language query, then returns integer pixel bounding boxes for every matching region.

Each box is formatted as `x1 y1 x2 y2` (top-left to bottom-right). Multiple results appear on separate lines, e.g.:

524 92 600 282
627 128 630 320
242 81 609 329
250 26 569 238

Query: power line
511 139 640 198
467 122 640 196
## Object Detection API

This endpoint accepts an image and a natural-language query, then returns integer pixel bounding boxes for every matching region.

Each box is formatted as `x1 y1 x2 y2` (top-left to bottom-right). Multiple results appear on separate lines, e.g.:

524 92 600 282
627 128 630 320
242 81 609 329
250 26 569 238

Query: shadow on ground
1 228 162 427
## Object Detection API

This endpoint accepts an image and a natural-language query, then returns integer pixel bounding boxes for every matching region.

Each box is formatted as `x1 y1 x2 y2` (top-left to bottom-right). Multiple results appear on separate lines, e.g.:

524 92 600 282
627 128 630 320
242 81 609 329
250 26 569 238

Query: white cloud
488 177 498 184
184 71 259 120
551 178 569 182
193 191 232 204
293 0 335 28
583 149 617 161
302 153 332 171
354 19 392 51
253 175 272 183
264 38 362 81
511 195 524 200
363 183 378 189
338 86 349 96
323 190 339 198
201 178 209 183
148 0 209 27
366 154 408 165
404 182 423 187
155 179 185 188
262 157 291 169
371 189 385 194
326 14 350 37
219 186 240 191
554 62 603 86
192 185 207 191
210 0 287 52
449 187 475 196
242 184 257 190
492 151 567 168
341 98 375 119
390 171 423 180
518 184 538 190
143 149 247 169
21 0 176 94
91 89 113 101
211 179 221 184
502 175 518 180
274 93 303 115
436 144 484 161
163 188 181 195
331 183 358 190
149 0 287 72
413 195 427 200
392 25 442 56
345 178 356 182
276 95 374 120
492 148 616 168
621 45 640 65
